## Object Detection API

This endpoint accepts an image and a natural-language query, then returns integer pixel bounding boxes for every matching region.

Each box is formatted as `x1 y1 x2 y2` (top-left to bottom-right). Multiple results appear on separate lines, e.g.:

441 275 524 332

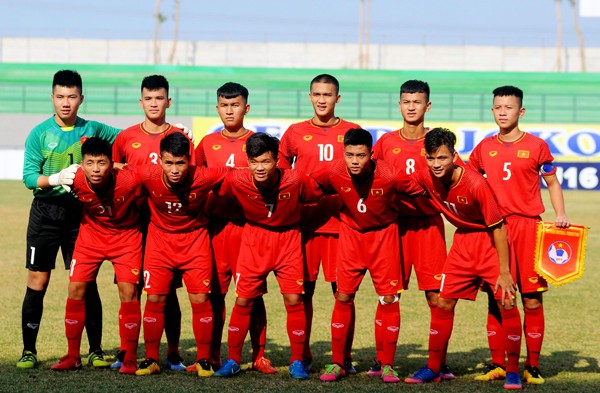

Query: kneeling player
50 137 143 374
214 133 323 380
404 128 523 390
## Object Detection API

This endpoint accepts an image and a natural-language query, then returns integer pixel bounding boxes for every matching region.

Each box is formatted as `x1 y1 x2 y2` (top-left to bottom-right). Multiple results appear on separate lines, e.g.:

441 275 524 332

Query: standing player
468 86 570 385
404 128 523 390
135 132 228 377
278 74 361 373
18 70 117 369
311 128 425 384
213 133 323 380
49 138 142 374
111 74 191 371
195 82 274 373
372 80 453 378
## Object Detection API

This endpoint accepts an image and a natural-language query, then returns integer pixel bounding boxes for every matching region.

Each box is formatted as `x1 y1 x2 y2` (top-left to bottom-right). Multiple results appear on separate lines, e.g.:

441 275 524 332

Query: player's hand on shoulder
555 215 570 228
48 163 80 192
174 123 194 143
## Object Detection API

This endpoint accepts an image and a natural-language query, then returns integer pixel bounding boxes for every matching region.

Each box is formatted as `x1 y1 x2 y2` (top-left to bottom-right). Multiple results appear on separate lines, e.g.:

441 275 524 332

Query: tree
153 0 167 64
555 0 563 71
571 0 586 72
167 0 181 65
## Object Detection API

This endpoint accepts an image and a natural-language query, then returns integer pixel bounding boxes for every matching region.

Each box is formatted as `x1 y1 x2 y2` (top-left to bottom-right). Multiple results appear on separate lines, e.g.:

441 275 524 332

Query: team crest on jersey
457 196 468 204
242 145 246 151
48 142 58 149
489 151 498 157
340 187 352 193
303 135 313 141
188 193 197 201
131 269 140 276
393 148 401 154
132 142 142 149
371 188 384 196
420 148 426 157
337 135 344 143
212 145 222 150
517 150 530 158
278 192 291 200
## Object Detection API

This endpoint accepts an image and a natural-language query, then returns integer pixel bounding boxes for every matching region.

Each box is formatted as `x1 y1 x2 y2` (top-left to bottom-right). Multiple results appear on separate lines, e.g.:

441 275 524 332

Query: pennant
534 222 587 286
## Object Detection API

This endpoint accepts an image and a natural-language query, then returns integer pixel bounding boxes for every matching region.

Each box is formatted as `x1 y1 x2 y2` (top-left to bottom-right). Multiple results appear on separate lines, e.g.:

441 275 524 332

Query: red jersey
195 129 253 168
373 130 438 217
412 166 504 230
468 132 555 218
140 165 228 233
279 118 361 233
71 166 142 234
112 123 195 166
311 159 425 231
217 168 323 228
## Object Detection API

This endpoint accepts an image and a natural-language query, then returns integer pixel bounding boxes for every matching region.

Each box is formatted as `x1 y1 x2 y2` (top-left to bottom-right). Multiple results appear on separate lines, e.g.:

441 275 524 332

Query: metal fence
2 84 600 123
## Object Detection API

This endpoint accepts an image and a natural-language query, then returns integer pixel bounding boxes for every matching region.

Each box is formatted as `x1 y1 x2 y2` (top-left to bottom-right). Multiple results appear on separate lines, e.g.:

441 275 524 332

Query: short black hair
160 132 190 157
425 127 456 155
343 128 373 150
401 80 430 101
53 70 83 94
217 82 249 102
81 137 112 160
310 74 339 95
141 74 169 95
493 85 523 107
246 133 279 160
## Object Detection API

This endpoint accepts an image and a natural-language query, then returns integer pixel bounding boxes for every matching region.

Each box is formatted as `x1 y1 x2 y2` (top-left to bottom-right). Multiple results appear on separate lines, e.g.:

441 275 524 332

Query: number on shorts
69 259 76 277
30 246 36 265
235 273 241 288
144 270 151 289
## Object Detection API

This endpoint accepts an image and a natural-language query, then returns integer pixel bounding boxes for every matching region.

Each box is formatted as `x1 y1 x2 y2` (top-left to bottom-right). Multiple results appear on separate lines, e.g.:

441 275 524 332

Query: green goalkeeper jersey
22 115 120 198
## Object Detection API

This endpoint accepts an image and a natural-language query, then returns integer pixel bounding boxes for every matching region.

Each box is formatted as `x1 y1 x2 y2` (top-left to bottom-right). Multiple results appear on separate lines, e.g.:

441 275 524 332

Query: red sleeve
467 143 484 173
310 166 335 194
195 137 208 167
299 172 324 203
392 170 426 197
112 134 126 163
372 134 385 160
474 180 504 227
278 126 296 168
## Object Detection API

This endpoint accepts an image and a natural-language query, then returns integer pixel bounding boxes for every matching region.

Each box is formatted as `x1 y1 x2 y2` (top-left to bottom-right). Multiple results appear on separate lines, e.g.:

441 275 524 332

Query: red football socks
524 305 544 367
142 301 165 361
65 298 86 359
119 301 141 363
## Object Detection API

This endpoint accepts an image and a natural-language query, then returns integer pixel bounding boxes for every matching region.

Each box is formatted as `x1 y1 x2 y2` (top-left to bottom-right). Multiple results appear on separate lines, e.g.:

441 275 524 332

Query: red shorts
70 227 142 283
337 222 403 296
505 215 548 293
399 214 446 291
440 230 503 301
143 223 212 295
303 232 339 282
210 221 244 294
235 223 304 299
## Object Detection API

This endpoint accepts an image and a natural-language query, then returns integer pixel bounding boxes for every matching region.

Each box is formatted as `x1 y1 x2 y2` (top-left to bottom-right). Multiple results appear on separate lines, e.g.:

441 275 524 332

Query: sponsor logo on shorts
292 330 305 336
390 280 398 287
517 150 530 159
26 323 39 330
303 135 313 141
429 329 439 335
200 317 213 323
387 326 399 332
203 280 210 286
228 326 240 332
332 323 345 329
65 319 79 325
489 151 498 157
131 269 140 276
375 319 382 327
132 142 142 149
124 323 138 329
212 145 222 150
434 274 443 281
144 317 157 323
508 335 521 341
527 333 542 339
393 148 401 154
296 279 304 286
529 277 539 284
486 331 497 337
48 142 58 149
